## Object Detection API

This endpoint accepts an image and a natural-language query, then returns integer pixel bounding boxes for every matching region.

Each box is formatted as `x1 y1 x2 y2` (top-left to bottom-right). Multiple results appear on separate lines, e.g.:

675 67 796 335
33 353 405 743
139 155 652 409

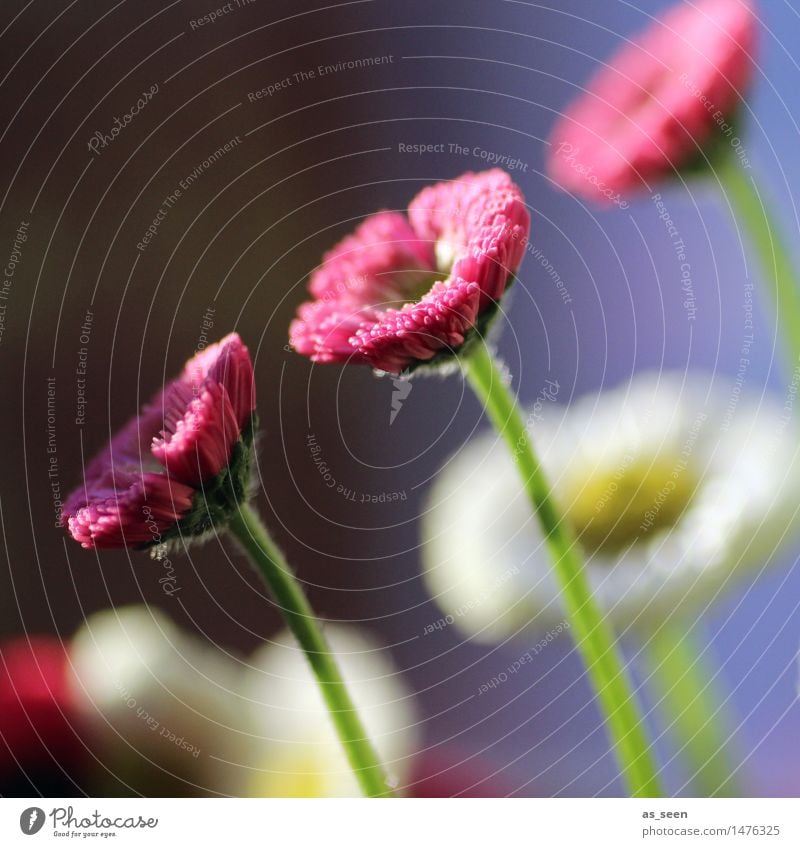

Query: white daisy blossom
423 372 800 641
68 605 250 794
241 625 418 797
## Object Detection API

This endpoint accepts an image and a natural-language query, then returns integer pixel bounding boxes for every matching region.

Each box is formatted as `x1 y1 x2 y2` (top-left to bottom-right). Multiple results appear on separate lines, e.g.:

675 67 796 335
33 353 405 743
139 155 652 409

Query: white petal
240 625 418 797
69 605 249 794
422 371 800 639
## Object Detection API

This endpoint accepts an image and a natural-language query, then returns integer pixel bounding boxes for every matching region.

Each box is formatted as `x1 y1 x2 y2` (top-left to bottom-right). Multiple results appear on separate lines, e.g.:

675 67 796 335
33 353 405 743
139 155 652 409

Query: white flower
422 372 800 641
68 605 250 795
240 625 418 797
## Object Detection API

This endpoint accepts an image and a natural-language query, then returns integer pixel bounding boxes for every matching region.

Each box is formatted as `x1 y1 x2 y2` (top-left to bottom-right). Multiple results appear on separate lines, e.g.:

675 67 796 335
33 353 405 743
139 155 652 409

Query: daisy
63 333 256 549
423 371 800 640
289 169 530 374
64 334 394 797
242 625 418 797
547 1 800 382
68 605 250 795
291 171 661 795
547 0 757 200
0 636 81 790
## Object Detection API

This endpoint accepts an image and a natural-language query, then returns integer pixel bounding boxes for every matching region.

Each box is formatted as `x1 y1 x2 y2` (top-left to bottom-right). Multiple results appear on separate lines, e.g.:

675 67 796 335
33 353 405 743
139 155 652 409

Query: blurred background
0 0 798 797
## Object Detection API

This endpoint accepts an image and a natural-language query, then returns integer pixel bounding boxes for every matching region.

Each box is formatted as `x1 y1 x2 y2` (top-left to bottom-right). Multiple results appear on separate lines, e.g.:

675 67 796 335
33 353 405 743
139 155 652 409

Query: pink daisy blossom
0 637 82 783
63 333 256 549
289 170 530 374
547 0 757 202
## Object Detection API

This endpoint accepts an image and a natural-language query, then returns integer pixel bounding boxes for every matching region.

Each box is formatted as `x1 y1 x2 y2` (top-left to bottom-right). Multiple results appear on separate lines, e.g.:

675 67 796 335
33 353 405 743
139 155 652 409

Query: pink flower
547 0 757 201
289 170 530 374
408 749 518 797
0 637 80 780
63 333 256 549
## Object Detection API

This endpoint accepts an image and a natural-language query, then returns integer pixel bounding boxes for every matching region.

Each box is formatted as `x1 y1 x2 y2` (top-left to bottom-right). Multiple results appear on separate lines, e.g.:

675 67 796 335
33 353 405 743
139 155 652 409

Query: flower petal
290 170 530 373
547 0 757 199
309 211 436 305
66 471 195 549
152 381 241 487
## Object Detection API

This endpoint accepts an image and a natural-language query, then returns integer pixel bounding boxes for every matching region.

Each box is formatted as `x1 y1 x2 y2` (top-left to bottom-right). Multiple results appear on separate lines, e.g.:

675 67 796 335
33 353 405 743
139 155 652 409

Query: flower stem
464 339 662 798
646 622 740 797
228 502 394 798
716 147 800 373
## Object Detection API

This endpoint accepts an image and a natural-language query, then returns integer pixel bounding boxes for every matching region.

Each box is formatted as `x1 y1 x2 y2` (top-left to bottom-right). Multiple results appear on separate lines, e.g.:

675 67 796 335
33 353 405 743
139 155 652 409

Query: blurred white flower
69 605 249 795
241 625 418 797
423 372 800 641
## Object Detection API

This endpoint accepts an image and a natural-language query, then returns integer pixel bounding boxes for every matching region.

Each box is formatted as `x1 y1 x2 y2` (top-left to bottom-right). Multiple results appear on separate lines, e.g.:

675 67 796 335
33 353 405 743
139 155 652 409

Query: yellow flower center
435 238 458 275
562 454 699 555
249 750 331 798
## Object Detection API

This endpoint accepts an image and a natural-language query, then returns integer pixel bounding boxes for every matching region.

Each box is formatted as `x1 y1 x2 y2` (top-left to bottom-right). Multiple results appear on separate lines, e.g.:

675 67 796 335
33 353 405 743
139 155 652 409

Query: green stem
464 339 662 798
717 147 800 373
646 622 740 797
228 502 393 798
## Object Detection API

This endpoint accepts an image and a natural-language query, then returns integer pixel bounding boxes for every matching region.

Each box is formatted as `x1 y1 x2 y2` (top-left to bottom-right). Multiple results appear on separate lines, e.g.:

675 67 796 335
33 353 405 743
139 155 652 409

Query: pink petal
152 381 241 487
309 211 436 306
547 0 757 199
290 171 530 373
63 334 257 549
66 471 195 549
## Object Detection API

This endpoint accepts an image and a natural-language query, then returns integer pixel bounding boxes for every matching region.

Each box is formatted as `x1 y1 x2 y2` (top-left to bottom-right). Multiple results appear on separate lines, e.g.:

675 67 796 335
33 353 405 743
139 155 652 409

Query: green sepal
141 414 258 550
664 104 747 182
